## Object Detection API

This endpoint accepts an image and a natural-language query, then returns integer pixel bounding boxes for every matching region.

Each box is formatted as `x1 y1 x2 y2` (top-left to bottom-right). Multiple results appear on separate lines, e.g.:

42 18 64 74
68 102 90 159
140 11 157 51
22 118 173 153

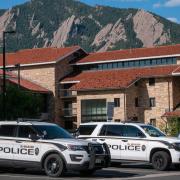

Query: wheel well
41 151 67 169
150 148 172 163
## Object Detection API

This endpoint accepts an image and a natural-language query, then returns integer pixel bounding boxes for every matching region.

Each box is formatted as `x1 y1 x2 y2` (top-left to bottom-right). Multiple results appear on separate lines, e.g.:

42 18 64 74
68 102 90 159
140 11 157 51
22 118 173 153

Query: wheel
44 154 64 177
152 151 171 171
79 169 96 176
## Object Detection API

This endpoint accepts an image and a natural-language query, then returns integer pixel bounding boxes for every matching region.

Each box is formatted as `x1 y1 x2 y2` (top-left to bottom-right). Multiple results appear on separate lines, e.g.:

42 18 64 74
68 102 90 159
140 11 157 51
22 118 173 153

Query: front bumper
170 149 180 163
67 143 111 170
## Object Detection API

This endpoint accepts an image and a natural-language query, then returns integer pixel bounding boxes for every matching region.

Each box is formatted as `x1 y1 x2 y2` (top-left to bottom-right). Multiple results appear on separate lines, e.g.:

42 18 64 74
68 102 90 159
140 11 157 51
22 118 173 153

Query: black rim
154 155 164 169
46 158 60 175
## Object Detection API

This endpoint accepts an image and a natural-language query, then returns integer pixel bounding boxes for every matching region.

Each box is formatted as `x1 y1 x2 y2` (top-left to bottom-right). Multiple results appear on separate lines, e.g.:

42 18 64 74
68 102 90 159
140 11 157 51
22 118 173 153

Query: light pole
2 30 16 120
15 63 21 88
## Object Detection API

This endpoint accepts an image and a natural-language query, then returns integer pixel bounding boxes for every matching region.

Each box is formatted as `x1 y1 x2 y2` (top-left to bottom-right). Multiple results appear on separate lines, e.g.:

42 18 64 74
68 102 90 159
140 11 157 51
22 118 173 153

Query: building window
149 78 155 86
135 97 139 107
81 99 107 122
114 98 120 107
149 98 156 107
150 119 156 127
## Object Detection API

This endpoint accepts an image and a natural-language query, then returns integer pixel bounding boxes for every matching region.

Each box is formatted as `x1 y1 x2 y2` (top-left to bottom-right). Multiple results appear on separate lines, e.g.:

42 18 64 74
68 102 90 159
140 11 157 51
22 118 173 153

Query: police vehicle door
0 125 17 161
120 125 148 161
14 125 42 162
97 125 124 160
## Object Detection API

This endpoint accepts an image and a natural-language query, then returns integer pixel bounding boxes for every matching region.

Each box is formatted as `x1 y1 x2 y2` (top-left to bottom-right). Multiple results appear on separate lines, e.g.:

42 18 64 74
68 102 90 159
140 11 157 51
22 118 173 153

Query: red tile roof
0 46 80 66
62 65 179 91
162 110 180 118
77 44 180 64
173 66 180 74
0 70 50 93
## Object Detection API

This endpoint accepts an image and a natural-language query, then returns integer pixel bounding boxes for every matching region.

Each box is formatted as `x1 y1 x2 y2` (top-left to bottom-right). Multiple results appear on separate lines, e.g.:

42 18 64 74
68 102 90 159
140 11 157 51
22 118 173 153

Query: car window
99 125 107 136
0 125 17 137
141 125 165 137
100 125 125 136
125 125 145 138
33 125 73 139
18 126 37 138
79 125 97 135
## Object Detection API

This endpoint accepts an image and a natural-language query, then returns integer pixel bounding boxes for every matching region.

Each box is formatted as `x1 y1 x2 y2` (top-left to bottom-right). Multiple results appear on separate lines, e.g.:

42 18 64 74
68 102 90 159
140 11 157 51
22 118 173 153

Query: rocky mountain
0 0 180 53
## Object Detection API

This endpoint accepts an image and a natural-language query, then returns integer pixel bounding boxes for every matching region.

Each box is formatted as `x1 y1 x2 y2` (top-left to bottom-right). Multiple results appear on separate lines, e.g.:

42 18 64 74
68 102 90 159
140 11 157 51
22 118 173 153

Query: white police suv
77 122 180 171
0 121 110 177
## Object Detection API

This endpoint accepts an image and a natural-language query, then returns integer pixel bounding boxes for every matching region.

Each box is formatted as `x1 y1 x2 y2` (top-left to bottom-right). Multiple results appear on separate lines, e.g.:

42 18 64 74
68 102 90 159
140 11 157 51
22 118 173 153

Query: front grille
83 144 104 154
92 144 104 154
83 146 90 154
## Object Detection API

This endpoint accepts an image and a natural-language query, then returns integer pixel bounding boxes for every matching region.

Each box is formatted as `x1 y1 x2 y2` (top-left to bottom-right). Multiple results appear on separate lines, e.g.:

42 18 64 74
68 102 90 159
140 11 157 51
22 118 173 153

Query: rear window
79 125 97 135
0 125 17 137
99 125 125 136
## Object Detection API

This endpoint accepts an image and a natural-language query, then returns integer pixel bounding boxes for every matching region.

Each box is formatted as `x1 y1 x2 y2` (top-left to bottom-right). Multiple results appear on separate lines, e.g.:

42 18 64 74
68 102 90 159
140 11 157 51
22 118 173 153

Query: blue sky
0 0 179 23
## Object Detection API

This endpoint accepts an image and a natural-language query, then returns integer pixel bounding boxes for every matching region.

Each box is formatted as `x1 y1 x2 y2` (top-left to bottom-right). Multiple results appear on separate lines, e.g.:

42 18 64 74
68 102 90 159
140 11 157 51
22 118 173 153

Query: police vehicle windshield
140 125 166 137
33 125 73 139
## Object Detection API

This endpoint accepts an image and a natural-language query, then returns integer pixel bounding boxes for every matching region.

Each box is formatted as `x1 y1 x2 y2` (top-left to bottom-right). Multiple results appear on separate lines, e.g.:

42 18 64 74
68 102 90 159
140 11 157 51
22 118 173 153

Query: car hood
44 138 99 146
150 136 180 143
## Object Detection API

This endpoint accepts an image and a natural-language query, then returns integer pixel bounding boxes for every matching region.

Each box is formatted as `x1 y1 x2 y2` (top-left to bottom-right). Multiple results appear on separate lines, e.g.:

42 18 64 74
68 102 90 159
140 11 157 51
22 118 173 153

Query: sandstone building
0 44 180 129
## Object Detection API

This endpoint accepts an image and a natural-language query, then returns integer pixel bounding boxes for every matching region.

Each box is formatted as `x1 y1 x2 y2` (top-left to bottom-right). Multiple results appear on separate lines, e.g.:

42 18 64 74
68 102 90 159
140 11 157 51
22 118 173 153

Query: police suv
78 122 180 171
0 121 110 177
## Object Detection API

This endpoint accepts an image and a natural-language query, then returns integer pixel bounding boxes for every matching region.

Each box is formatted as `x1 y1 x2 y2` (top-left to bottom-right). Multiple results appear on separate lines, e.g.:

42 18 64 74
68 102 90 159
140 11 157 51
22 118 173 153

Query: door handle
99 138 105 141
122 139 128 142
16 140 22 143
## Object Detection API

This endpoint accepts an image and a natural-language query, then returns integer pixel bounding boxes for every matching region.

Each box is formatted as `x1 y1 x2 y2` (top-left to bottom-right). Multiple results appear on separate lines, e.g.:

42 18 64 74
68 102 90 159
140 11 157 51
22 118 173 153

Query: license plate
95 159 102 164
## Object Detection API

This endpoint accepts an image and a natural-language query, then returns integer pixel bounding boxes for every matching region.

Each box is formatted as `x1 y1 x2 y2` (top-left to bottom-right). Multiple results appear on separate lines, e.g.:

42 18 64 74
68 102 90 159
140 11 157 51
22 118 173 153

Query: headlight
169 143 180 151
173 143 180 151
67 144 86 151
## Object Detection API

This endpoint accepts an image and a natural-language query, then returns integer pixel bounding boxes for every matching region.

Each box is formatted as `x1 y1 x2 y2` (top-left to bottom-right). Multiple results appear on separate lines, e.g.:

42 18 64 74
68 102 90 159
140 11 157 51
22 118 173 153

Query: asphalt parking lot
0 163 180 180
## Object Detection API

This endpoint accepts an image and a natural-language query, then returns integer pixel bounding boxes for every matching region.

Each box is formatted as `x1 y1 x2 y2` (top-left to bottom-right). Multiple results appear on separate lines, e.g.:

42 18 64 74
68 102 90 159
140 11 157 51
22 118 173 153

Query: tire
152 151 171 171
44 154 64 177
79 169 96 176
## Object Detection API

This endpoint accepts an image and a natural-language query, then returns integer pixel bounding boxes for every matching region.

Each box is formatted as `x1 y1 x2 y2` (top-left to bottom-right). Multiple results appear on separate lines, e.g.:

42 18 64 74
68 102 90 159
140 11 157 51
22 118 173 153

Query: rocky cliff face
0 0 180 53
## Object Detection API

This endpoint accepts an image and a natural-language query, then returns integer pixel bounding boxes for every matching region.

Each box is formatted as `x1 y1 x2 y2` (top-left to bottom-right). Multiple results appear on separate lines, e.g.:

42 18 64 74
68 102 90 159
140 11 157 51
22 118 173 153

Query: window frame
135 97 139 107
149 97 156 107
114 98 120 107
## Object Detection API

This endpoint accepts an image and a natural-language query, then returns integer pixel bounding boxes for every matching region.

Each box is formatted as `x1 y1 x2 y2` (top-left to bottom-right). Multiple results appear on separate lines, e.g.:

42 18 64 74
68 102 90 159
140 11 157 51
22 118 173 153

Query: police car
77 122 180 171
0 121 110 177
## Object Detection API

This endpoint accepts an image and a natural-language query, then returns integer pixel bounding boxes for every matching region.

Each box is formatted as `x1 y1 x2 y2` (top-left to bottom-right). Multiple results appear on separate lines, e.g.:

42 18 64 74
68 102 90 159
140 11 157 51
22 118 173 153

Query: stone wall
54 55 74 125
11 64 56 93
126 84 139 121
137 77 173 127
76 90 125 127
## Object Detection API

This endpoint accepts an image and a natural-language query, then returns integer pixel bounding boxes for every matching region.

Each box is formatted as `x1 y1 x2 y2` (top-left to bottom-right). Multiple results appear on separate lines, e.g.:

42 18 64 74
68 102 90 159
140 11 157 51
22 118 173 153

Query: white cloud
153 0 180 8
165 0 180 7
153 2 162 8
167 17 179 23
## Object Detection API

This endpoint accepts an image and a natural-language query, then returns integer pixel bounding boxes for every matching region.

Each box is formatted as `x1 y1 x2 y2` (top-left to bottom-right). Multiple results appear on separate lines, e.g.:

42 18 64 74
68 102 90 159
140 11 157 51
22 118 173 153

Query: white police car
0 121 110 177
77 122 180 171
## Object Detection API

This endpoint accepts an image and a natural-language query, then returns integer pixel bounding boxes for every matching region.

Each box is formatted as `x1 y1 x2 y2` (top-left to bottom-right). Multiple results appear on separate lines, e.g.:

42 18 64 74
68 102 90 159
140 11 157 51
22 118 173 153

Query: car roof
0 121 56 126
80 122 146 127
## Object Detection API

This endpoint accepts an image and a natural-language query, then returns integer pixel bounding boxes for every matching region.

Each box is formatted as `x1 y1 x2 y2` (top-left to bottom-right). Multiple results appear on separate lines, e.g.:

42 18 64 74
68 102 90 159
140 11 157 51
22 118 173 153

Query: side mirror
70 129 80 138
29 134 40 141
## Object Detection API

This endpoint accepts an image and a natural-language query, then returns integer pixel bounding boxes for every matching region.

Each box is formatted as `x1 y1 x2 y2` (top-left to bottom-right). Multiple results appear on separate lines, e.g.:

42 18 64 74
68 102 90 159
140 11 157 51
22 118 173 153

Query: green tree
0 84 44 120
166 117 180 136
